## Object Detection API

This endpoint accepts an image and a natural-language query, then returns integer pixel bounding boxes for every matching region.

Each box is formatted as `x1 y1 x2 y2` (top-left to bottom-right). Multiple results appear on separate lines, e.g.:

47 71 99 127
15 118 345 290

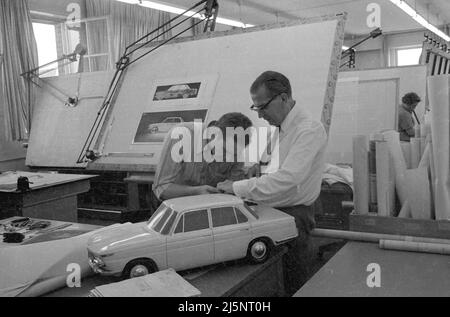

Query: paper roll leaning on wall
428 75 450 220
352 135 369 214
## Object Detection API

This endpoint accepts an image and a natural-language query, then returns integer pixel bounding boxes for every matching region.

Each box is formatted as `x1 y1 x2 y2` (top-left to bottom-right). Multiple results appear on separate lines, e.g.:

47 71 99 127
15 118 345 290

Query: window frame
32 14 112 75
179 209 211 233
32 21 60 77
211 206 239 228
234 207 249 224
390 45 423 67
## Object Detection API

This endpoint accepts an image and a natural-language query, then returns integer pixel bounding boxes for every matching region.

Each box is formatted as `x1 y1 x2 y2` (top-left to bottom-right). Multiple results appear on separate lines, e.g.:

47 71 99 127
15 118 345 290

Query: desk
0 217 100 249
45 247 287 297
0 172 96 222
295 242 450 297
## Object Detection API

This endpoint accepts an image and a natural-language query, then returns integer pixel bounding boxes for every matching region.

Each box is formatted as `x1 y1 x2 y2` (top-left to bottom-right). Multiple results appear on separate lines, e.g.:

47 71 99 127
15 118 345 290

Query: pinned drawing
133 110 208 144
153 83 201 101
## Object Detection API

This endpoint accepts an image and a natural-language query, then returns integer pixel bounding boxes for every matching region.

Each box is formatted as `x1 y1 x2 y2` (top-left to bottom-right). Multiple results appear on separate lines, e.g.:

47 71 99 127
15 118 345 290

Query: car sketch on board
87 194 298 279
154 83 200 101
148 117 184 134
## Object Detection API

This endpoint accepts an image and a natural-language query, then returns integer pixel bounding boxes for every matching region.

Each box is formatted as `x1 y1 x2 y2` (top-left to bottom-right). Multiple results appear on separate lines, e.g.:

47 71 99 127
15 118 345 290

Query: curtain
0 0 38 141
191 18 205 36
85 0 173 70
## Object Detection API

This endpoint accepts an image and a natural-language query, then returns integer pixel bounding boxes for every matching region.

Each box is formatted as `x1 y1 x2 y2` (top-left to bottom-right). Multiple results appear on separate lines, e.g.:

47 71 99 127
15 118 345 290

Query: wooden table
45 247 287 297
0 172 96 222
295 241 450 297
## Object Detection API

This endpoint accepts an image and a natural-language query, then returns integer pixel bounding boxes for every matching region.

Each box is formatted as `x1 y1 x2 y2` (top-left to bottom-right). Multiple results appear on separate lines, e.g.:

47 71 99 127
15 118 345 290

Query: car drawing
147 117 184 134
87 194 298 279
154 84 198 100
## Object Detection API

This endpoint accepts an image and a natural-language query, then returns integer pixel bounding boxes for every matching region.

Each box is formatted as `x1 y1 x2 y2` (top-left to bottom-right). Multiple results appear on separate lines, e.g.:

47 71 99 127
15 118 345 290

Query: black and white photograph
133 110 208 143
1 0 450 303
153 82 201 101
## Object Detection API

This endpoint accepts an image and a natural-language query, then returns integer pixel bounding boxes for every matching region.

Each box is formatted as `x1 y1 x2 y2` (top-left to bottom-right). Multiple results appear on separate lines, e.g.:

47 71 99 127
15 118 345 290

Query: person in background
398 92 421 142
153 112 253 201
217 71 328 295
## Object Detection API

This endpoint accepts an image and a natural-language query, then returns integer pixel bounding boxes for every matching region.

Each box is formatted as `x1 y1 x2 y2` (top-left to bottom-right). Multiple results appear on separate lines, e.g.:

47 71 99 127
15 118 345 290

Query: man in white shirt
218 71 328 294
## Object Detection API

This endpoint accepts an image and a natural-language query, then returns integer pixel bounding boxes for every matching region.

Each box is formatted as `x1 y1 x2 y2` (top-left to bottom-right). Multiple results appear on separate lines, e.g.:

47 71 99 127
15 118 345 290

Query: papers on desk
0 217 72 246
89 269 201 297
0 171 94 192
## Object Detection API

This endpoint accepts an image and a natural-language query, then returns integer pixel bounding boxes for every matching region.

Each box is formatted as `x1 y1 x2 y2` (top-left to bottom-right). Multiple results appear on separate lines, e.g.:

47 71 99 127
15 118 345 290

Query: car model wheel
247 239 270 264
123 259 156 279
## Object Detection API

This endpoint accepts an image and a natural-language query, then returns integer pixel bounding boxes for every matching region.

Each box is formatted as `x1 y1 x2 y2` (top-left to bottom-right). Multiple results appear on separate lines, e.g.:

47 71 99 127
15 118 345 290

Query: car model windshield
242 203 259 219
147 204 176 233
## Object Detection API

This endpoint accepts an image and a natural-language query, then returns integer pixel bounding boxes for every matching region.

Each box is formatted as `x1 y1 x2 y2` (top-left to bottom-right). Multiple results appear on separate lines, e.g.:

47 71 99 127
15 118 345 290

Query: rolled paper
379 239 450 255
428 76 450 220
398 200 411 218
376 141 395 217
383 131 408 206
312 228 450 245
410 138 420 169
404 168 431 220
353 135 369 214
418 144 430 169
400 142 411 169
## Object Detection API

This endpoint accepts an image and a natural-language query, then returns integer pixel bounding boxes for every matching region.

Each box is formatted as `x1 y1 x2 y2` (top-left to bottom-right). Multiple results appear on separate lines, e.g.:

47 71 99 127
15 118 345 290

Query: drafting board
326 65 427 164
86 15 346 172
26 71 115 168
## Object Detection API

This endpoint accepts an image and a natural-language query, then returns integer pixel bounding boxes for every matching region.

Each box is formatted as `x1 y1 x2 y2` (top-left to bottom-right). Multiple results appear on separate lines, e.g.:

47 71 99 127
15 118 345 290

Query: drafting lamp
78 0 219 163
340 28 383 69
21 44 87 107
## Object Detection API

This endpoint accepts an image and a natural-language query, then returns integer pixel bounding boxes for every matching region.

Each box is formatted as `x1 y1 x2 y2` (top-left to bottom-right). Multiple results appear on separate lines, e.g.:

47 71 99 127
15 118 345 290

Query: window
153 208 173 233
161 211 178 235
242 203 259 219
235 208 248 224
174 215 184 234
32 22 59 77
211 207 237 227
395 47 423 66
32 16 111 75
148 204 173 233
184 210 209 232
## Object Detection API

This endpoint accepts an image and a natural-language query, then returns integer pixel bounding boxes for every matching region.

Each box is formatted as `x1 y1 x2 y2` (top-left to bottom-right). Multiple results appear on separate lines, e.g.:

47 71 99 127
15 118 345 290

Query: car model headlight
89 255 105 268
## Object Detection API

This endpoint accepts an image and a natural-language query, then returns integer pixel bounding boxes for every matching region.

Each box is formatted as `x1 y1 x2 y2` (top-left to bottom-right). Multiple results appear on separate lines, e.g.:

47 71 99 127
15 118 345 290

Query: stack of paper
89 269 201 297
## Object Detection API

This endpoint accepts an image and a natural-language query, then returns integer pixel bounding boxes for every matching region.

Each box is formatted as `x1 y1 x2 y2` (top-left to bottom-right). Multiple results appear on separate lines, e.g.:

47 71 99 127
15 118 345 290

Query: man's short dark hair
216 112 253 146
250 71 292 98
402 92 421 105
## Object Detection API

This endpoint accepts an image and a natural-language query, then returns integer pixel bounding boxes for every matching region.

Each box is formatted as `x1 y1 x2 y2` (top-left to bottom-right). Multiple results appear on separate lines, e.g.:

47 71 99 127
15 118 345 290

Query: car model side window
174 215 184 234
161 211 178 235
184 209 209 233
234 207 248 224
211 207 238 228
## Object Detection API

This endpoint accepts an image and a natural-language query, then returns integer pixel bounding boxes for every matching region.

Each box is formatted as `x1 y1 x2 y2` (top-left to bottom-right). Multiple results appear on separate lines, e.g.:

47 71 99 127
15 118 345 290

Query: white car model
148 117 183 134
87 194 298 279
155 84 198 100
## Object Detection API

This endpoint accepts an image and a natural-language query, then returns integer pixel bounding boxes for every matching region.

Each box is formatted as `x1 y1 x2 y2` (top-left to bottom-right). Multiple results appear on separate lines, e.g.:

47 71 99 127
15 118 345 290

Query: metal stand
340 28 382 69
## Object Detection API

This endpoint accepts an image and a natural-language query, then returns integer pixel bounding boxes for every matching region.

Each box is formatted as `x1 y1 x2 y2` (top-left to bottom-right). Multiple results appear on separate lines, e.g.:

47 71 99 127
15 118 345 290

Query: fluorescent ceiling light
116 0 254 28
389 0 450 42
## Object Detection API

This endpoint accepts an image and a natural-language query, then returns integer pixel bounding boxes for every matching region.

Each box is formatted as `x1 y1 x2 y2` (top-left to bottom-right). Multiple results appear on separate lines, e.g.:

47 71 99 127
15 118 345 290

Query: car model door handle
239 228 250 232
